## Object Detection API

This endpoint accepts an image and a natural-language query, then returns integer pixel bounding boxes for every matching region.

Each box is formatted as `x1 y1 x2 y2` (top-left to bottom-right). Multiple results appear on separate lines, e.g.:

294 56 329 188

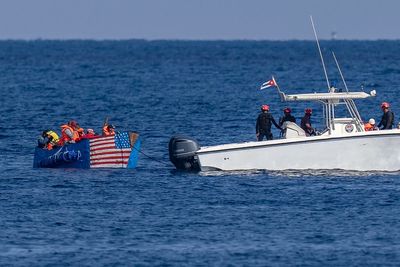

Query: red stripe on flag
90 160 128 166
90 145 119 152
90 150 131 156
91 155 130 161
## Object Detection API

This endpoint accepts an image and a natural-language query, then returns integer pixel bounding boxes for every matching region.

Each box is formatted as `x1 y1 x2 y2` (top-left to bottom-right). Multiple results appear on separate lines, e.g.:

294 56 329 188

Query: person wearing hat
378 102 394 130
279 107 296 127
301 108 316 136
256 104 282 141
364 118 379 131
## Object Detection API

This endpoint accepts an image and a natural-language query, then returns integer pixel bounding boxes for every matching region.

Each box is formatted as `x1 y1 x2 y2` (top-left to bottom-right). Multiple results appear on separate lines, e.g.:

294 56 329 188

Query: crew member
256 105 282 141
102 123 116 136
378 102 394 130
279 107 296 127
301 108 316 136
60 120 80 144
364 118 378 131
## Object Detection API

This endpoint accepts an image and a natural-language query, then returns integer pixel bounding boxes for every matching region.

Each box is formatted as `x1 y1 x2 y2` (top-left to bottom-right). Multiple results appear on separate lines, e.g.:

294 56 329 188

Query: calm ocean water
1 40 400 266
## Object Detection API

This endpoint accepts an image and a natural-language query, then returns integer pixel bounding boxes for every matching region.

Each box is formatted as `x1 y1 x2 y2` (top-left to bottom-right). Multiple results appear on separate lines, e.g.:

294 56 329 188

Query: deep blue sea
1 40 400 266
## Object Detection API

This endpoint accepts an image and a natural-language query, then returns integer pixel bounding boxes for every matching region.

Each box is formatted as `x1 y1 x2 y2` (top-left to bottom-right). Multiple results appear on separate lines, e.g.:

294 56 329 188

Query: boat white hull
196 131 400 171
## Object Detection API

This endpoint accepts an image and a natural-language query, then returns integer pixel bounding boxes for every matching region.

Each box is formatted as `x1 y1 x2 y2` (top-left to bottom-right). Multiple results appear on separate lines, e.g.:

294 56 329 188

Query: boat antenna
332 51 349 93
310 15 330 91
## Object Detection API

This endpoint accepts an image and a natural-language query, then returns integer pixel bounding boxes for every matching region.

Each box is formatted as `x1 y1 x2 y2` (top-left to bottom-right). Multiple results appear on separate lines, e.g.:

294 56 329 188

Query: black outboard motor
169 135 200 171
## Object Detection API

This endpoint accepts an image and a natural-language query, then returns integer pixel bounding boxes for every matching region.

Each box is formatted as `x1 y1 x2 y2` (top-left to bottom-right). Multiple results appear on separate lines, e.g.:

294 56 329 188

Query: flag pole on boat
310 15 330 91
332 51 349 93
272 76 286 101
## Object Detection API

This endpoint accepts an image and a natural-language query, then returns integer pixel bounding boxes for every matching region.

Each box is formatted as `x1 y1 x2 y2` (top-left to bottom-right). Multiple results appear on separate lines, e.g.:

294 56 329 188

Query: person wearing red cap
279 107 296 127
256 105 282 141
301 108 316 136
378 102 394 130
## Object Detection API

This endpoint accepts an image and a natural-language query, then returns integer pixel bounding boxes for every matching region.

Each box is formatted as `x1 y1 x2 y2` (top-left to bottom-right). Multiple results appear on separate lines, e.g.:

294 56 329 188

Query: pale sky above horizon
0 0 399 40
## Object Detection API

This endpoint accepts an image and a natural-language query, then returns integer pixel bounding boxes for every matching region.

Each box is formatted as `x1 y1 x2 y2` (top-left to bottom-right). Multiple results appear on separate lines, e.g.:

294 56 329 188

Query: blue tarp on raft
33 140 91 168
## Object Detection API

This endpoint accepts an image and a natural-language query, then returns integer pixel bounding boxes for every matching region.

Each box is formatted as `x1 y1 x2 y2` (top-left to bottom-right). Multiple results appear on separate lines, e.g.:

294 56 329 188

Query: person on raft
37 130 60 150
60 120 81 145
102 122 116 136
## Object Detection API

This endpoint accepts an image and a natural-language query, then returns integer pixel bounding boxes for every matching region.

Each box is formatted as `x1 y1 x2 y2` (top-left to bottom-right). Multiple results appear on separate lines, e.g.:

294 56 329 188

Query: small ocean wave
199 168 400 178
267 169 400 178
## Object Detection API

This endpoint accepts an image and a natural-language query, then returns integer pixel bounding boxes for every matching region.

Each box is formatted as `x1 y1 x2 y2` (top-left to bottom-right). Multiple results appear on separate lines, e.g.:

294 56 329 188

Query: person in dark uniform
256 105 282 141
378 102 394 130
279 107 296 127
301 108 316 136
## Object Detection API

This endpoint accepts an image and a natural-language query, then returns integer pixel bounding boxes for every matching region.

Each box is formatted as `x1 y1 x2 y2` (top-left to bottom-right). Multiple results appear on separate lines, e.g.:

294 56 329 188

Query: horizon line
0 37 398 42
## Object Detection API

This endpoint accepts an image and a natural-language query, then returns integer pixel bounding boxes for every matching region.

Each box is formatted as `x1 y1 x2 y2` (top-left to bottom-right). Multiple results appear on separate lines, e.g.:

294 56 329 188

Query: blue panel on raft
33 140 91 168
127 139 141 169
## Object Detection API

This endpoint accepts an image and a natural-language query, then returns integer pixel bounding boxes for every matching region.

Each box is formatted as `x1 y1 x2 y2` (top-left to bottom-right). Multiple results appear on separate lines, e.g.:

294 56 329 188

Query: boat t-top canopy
280 91 375 102
275 87 377 134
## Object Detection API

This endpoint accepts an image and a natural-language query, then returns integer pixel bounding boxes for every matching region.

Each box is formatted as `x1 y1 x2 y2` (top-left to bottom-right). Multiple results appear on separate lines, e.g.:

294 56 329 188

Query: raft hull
33 131 140 169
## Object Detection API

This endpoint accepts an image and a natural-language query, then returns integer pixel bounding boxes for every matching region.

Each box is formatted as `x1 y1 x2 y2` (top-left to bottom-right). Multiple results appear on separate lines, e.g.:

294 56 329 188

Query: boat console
281 122 306 139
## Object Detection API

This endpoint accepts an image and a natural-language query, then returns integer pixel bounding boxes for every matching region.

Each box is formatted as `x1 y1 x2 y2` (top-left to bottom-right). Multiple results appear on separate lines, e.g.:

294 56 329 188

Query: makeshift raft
33 131 140 169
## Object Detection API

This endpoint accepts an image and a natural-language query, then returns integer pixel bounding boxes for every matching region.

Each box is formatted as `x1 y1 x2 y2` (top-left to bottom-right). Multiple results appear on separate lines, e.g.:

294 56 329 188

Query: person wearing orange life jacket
102 123 116 136
76 124 85 138
364 118 379 131
60 120 80 145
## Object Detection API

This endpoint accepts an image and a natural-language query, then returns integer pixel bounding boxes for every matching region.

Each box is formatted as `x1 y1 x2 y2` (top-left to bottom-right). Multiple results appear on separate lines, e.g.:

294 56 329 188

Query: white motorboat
168 18 400 172
169 88 400 172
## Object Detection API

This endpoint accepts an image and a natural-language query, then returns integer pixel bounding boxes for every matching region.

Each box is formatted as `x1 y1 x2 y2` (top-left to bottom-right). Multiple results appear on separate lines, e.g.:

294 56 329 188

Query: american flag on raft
89 132 132 168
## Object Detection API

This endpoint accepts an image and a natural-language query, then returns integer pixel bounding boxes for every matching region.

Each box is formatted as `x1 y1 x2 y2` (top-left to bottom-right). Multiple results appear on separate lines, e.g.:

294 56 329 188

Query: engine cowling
169 135 200 171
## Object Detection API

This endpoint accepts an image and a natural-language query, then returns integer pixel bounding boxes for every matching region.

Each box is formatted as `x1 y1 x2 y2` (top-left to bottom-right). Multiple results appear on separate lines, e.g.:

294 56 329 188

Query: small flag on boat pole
260 76 277 90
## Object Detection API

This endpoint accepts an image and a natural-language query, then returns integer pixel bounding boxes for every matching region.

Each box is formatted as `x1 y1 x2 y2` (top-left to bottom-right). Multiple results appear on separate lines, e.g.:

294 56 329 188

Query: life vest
102 125 115 136
77 127 85 138
61 124 80 143
45 130 60 150
364 123 378 131
364 123 374 131
46 130 60 145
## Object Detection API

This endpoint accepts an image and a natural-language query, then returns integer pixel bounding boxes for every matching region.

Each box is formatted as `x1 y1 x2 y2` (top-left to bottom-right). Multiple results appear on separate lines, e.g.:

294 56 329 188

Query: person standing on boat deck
301 108 316 136
256 105 282 141
279 107 296 127
378 102 394 130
